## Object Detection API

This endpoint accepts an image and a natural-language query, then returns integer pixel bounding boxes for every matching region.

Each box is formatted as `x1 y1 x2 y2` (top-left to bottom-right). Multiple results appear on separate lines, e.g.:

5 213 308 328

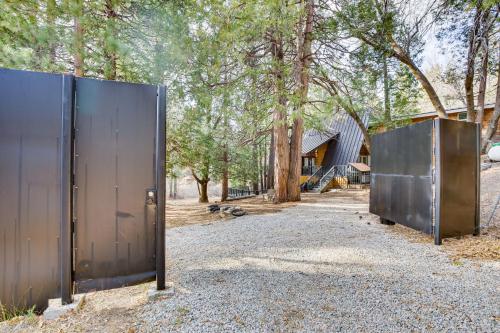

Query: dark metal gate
0 68 166 311
370 119 480 244
72 78 164 292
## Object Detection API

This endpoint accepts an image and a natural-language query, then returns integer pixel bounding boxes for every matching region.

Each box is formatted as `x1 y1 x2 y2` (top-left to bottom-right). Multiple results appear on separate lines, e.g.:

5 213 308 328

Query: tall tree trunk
221 148 229 201
252 142 259 194
259 141 265 192
383 55 391 126
481 53 500 153
476 35 489 127
191 169 209 203
287 0 314 202
465 2 485 122
73 0 84 76
199 181 209 203
271 32 290 203
104 0 118 80
267 130 275 189
389 37 447 118
273 102 289 203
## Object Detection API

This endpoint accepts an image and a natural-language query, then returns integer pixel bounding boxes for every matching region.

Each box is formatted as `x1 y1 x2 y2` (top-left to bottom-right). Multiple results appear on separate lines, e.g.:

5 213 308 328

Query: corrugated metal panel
73 78 158 292
0 68 64 310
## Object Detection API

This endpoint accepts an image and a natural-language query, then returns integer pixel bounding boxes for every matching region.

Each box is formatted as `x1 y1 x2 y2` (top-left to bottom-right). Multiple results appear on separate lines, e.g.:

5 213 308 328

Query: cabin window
303 157 315 167
301 157 317 175
358 155 370 166
458 112 467 121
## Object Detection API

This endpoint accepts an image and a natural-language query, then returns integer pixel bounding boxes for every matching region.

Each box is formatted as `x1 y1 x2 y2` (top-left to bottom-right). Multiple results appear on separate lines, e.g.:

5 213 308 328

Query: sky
422 32 451 72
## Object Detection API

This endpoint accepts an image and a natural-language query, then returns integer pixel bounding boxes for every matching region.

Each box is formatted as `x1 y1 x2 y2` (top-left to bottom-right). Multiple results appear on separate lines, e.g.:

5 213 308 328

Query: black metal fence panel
73 78 158 292
0 69 66 309
435 119 480 241
0 68 166 311
369 120 434 234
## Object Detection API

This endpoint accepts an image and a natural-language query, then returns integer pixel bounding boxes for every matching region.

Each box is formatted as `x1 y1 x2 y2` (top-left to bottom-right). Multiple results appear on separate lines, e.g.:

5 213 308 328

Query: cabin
408 103 499 142
300 103 499 192
300 110 370 192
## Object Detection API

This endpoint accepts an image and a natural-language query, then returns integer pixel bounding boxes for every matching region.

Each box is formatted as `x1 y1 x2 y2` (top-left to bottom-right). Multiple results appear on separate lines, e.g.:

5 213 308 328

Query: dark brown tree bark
199 181 209 203
287 0 314 202
270 31 289 203
481 55 500 153
191 169 209 203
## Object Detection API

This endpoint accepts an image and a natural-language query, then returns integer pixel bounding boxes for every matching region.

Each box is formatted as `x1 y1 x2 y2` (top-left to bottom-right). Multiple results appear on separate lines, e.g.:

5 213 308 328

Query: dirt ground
165 193 321 228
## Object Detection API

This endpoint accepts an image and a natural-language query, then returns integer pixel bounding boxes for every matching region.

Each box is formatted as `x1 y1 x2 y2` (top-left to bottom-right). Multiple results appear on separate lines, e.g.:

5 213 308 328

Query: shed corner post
60 74 75 304
433 118 442 246
155 85 167 290
474 122 481 236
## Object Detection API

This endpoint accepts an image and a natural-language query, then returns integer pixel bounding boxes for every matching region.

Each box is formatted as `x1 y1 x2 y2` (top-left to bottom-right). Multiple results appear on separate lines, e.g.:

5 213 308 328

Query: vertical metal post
434 119 442 246
60 74 74 304
155 86 166 290
474 122 481 235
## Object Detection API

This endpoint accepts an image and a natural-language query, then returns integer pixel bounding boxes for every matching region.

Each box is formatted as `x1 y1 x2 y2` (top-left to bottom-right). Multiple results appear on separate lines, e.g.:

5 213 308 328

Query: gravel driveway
136 192 499 332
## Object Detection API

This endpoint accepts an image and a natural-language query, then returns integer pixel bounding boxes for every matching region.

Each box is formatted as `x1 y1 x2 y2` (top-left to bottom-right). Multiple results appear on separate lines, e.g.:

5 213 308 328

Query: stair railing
303 166 323 191
318 165 348 191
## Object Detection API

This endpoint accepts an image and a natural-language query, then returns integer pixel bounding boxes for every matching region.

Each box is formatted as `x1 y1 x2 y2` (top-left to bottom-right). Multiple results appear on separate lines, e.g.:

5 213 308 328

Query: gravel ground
134 191 499 332
2 191 498 332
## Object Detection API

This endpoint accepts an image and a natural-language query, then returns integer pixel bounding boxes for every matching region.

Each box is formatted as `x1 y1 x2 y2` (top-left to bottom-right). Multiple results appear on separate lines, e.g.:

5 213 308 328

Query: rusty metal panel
369 120 433 234
0 68 66 310
73 78 158 292
435 119 479 241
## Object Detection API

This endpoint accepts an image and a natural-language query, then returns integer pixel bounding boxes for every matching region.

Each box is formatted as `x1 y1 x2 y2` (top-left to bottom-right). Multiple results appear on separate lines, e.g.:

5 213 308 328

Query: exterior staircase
303 165 347 193
310 169 336 192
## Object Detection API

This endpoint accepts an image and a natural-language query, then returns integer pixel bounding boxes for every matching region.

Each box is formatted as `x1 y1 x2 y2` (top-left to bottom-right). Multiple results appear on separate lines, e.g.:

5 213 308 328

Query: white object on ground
487 144 500 161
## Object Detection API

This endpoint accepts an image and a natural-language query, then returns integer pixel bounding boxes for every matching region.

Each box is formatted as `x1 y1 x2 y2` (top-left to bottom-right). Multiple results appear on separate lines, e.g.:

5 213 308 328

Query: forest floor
1 166 499 332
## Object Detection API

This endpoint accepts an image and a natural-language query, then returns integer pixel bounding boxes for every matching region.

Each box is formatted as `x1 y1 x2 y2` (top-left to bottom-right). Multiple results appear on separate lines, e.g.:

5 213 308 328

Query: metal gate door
73 78 165 292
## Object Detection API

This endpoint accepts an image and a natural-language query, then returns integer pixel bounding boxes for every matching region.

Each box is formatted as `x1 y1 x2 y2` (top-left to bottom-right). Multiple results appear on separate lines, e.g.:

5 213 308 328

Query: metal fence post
60 74 74 304
155 86 167 290
474 122 481 236
434 119 442 246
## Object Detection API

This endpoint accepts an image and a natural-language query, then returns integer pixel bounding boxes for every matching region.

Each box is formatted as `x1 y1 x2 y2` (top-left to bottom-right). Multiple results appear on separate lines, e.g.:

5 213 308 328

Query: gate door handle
146 188 157 205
